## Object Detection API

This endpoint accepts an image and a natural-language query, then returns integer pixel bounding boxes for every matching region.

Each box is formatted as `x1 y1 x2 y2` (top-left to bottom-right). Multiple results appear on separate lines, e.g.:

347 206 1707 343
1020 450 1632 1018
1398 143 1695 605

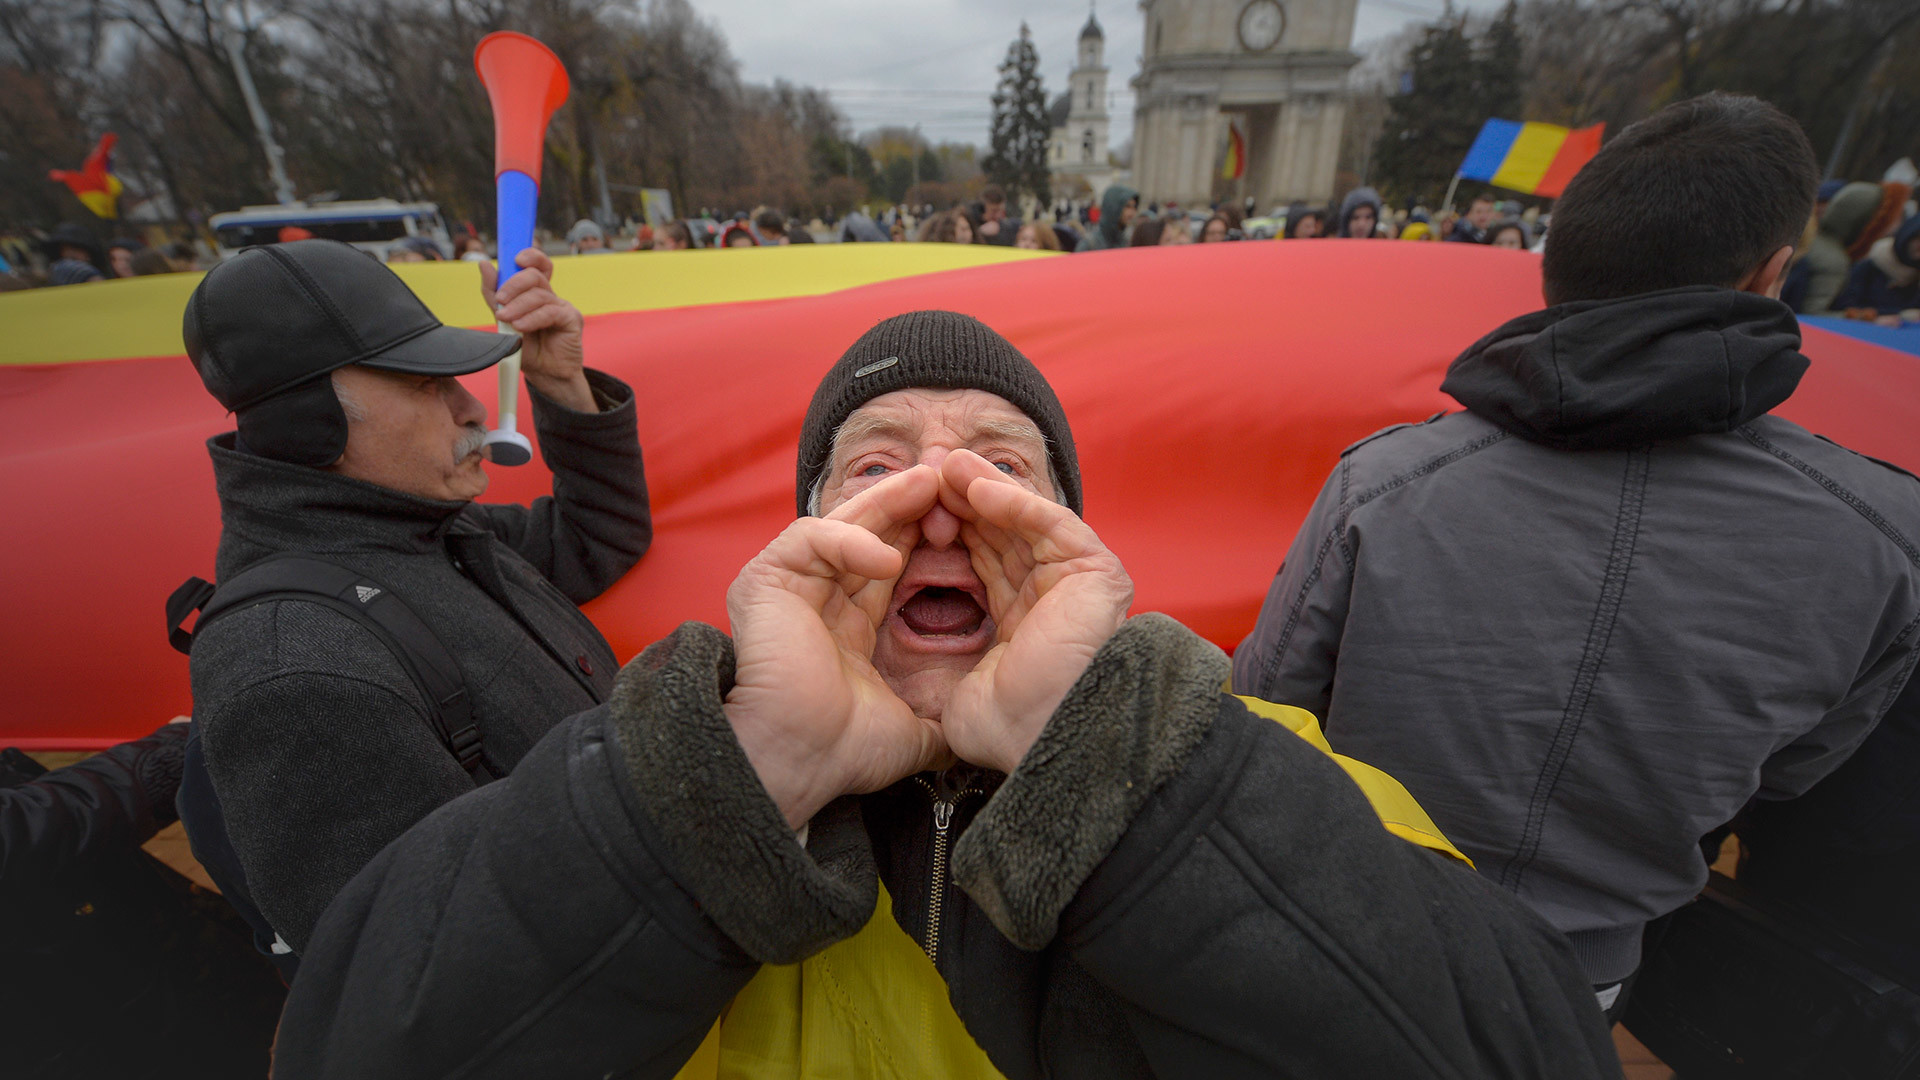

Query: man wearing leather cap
273 310 1617 1078
182 239 650 954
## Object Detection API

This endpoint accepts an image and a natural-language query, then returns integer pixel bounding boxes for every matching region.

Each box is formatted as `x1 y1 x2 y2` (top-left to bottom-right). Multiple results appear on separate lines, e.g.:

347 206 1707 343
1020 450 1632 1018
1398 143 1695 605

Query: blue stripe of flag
1458 119 1522 182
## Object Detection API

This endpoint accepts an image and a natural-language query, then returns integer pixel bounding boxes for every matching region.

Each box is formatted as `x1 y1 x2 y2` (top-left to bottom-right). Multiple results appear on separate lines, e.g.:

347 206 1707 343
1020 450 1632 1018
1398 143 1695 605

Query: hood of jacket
1098 184 1139 246
1819 182 1885 247
207 433 469 576
1440 286 1808 450
1337 186 1383 237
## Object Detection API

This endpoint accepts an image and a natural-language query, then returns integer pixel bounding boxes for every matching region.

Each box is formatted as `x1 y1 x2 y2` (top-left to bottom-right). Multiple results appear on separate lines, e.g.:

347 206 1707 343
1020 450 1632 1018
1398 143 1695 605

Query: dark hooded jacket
190 371 649 952
1077 184 1139 251
1235 286 1920 984
275 614 1618 1079
1832 215 1920 316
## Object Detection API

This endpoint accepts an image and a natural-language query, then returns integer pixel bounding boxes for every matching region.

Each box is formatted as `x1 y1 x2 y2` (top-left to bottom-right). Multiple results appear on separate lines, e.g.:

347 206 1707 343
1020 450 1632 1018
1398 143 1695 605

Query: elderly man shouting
274 313 1616 1079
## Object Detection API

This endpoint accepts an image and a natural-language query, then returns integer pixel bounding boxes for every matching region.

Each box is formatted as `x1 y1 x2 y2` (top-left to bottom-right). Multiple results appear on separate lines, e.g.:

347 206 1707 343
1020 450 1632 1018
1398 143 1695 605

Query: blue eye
861 464 890 477
994 461 1016 475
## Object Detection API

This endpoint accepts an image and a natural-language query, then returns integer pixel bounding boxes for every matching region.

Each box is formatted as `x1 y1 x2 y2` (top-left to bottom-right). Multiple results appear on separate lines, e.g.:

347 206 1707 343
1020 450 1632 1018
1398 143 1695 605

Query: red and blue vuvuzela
474 32 569 281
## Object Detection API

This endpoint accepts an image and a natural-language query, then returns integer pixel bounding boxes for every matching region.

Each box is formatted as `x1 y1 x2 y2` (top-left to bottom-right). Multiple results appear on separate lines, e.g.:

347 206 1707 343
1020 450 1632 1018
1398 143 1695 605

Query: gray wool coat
191 370 649 951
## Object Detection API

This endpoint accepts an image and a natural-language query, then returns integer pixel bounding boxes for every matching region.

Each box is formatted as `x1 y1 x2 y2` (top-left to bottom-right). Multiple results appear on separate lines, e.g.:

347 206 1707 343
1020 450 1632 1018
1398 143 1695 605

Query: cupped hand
725 465 955 828
937 450 1134 774
478 248 594 411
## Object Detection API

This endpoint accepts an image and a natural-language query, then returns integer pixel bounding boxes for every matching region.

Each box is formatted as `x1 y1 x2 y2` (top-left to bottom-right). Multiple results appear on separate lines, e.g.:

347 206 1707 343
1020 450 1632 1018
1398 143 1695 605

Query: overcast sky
692 0 1481 147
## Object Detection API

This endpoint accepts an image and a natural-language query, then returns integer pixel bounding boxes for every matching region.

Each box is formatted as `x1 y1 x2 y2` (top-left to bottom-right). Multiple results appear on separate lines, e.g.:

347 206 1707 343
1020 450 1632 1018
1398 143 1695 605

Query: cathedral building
1131 0 1358 209
1048 14 1120 200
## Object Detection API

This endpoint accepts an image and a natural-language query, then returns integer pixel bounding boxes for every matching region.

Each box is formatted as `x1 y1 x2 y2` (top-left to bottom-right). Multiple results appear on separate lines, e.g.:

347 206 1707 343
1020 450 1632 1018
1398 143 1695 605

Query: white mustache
454 425 488 463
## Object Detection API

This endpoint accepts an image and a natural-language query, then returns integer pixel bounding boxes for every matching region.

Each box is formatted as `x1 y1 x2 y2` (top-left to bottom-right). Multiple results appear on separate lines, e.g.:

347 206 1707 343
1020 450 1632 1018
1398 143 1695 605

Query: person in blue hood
1076 183 1138 251
1236 92 1920 1022
1814 177 1847 217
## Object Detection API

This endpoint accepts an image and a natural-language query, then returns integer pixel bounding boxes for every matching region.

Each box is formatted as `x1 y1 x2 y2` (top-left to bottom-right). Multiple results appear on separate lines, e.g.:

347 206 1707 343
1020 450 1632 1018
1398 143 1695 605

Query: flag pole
1442 172 1463 218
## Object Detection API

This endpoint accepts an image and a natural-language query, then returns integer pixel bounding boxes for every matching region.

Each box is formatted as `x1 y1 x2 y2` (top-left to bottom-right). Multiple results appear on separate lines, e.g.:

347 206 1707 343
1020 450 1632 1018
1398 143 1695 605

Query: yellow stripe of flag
1490 122 1568 195
0 243 1048 366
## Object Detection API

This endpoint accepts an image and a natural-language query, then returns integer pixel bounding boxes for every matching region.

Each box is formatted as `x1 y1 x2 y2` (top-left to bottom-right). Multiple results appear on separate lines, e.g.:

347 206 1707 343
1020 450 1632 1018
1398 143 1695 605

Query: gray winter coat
191 370 649 951
1234 287 1920 983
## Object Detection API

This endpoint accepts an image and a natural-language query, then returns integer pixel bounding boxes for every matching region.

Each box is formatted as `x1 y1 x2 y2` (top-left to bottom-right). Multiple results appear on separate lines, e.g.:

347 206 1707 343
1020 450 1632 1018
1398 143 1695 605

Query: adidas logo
354 585 382 603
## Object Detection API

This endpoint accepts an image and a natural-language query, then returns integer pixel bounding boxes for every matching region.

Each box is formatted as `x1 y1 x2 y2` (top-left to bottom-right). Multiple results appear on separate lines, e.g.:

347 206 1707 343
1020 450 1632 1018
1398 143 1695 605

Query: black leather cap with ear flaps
183 239 520 464
234 380 352 467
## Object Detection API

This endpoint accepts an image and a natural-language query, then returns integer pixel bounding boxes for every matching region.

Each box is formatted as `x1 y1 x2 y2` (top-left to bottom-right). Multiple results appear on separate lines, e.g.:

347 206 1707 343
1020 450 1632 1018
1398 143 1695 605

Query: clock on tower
1237 0 1286 51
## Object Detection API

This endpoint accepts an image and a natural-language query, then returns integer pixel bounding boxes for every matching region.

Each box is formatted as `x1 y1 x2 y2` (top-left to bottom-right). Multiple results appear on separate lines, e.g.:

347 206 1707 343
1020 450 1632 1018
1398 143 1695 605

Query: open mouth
896 585 988 638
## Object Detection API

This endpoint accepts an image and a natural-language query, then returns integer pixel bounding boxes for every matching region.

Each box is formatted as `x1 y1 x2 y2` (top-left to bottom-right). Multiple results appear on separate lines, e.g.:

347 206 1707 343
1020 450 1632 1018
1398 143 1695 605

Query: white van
209 200 454 261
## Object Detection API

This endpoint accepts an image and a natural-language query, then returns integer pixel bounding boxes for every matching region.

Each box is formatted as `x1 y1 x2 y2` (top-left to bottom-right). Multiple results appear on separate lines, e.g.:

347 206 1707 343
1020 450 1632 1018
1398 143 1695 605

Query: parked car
210 200 453 262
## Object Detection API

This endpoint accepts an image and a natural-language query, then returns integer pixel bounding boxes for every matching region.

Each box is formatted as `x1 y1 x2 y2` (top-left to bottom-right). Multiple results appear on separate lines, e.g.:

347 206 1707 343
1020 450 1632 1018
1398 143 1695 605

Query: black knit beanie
796 311 1081 517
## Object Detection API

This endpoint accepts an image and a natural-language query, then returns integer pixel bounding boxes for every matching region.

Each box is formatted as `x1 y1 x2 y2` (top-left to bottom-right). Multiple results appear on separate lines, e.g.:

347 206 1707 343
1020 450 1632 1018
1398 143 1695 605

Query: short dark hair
1285 208 1325 238
1488 219 1529 245
981 184 1006 206
1542 93 1817 304
753 208 786 236
1470 193 1496 206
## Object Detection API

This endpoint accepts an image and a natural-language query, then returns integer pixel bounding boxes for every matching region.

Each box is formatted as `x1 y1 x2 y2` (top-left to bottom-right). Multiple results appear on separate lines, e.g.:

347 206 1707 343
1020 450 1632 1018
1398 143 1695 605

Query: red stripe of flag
1535 124 1605 198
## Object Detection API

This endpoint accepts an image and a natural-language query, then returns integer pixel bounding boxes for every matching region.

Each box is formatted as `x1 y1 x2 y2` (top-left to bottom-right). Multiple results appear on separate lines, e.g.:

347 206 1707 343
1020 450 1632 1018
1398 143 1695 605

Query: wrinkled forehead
832 388 1045 454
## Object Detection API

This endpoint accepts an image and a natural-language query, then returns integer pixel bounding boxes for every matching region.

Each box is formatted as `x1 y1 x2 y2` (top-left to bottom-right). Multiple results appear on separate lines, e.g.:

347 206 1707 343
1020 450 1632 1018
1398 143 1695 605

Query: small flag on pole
49 133 124 220
1457 120 1604 198
1222 121 1247 181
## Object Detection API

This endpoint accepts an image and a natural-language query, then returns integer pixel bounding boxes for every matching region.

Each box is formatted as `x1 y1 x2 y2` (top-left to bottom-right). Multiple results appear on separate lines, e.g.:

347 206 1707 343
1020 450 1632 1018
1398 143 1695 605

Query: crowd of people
12 161 1913 339
4 91 1918 1078
1784 177 1920 325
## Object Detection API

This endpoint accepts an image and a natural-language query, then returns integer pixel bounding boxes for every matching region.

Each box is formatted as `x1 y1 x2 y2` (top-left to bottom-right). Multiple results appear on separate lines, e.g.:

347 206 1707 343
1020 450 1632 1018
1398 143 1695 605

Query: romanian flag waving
49 133 124 219
1222 121 1247 181
1458 120 1604 198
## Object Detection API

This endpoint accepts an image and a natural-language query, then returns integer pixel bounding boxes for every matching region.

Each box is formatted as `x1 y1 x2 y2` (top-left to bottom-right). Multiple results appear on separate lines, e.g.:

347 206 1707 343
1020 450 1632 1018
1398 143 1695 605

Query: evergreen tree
1478 3 1524 128
984 23 1052 204
1372 8 1527 208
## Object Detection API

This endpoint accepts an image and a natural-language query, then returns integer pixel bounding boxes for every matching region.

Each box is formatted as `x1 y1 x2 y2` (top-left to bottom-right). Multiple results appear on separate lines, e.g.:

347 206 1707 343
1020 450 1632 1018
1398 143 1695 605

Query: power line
834 8 1093 81
1360 0 1451 17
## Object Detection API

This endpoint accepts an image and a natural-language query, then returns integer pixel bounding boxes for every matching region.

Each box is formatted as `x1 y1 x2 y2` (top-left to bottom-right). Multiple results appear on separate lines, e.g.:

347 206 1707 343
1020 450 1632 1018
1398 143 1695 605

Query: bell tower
1050 9 1118 195
1070 11 1109 168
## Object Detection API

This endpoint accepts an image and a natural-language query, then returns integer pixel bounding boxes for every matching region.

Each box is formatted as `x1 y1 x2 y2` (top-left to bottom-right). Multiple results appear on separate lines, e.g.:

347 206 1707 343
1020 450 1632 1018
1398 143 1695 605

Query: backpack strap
168 554 494 785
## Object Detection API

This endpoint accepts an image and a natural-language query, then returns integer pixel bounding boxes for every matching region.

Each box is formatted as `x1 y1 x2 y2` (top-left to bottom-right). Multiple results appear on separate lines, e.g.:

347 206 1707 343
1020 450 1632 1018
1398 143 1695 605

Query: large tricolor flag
4 243 1917 750
1458 119 1604 198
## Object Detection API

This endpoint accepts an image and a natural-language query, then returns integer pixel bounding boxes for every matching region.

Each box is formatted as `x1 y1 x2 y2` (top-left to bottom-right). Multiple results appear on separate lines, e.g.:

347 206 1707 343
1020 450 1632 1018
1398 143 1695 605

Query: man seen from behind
1235 93 1920 1018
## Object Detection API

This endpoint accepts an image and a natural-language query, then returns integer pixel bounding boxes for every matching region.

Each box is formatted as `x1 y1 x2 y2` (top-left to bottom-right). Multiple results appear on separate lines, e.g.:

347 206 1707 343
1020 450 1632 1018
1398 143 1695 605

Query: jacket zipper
913 776 984 967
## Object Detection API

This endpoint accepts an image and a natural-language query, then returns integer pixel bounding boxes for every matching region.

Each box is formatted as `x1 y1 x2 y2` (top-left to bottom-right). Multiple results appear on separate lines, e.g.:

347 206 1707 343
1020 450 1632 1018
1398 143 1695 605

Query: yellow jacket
673 697 1467 1080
